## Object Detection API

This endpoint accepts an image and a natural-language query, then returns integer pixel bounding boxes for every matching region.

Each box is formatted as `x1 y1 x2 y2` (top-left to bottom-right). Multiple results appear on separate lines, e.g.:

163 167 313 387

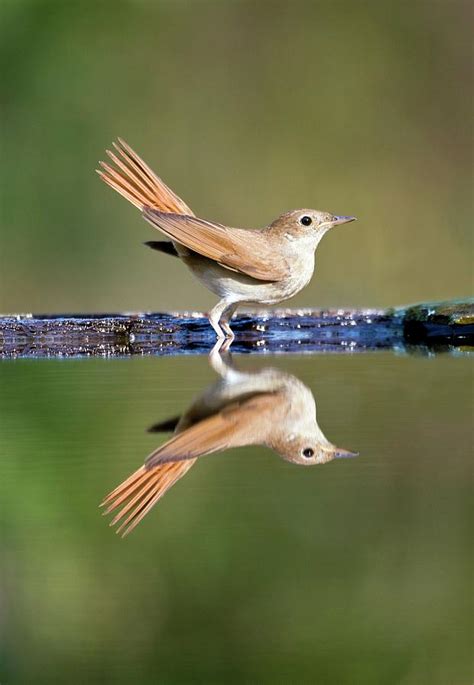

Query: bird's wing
145 392 278 468
142 209 290 282
101 392 278 536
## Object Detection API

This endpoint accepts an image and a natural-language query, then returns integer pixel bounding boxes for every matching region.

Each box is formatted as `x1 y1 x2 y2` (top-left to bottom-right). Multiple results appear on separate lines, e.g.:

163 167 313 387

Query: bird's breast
181 248 315 304
278 252 316 299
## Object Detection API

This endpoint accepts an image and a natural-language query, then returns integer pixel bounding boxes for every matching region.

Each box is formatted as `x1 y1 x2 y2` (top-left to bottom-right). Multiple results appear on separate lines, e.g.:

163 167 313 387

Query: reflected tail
101 459 196 537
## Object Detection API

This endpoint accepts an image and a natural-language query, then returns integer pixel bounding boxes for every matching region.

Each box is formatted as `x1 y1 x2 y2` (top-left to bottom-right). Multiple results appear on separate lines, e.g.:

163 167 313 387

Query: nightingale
101 343 358 536
97 139 356 340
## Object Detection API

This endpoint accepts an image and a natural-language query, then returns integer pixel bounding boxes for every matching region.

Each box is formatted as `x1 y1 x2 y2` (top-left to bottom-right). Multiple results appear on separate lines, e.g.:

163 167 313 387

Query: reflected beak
334 448 359 459
332 215 357 226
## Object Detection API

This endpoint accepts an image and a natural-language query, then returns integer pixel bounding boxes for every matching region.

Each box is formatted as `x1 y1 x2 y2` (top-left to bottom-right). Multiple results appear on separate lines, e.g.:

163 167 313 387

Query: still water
0 351 472 684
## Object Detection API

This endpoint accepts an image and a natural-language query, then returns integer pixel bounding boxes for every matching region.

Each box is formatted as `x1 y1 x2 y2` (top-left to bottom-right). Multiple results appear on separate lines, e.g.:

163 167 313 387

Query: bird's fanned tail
100 459 196 537
97 138 193 215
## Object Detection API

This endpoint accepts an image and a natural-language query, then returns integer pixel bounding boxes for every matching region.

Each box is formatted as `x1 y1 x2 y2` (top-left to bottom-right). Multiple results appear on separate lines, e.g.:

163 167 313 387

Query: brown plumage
98 138 192 214
101 348 357 536
101 461 196 537
97 139 356 339
142 210 290 281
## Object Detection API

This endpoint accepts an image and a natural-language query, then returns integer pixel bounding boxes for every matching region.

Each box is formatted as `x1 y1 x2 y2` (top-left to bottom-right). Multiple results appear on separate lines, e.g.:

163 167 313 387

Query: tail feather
103 147 158 206
97 138 193 215
101 459 196 537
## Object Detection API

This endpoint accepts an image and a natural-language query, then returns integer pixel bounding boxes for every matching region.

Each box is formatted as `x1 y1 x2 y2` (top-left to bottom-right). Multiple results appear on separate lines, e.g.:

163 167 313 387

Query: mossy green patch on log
400 298 474 325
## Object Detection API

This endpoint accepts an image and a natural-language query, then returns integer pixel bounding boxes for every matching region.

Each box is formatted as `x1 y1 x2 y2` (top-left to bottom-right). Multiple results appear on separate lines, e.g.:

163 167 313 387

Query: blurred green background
1 0 472 315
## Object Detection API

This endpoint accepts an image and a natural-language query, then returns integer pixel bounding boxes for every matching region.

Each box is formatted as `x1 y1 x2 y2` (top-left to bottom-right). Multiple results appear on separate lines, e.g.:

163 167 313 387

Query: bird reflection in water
101 343 358 536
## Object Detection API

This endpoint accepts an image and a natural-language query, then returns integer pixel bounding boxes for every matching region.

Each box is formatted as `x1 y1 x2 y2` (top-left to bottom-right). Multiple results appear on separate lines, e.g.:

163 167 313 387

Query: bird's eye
302 447 314 459
300 215 312 226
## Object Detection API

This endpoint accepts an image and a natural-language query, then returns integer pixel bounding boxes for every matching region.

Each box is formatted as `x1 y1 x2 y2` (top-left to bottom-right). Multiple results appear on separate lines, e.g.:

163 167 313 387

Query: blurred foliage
0 0 472 314
0 353 472 684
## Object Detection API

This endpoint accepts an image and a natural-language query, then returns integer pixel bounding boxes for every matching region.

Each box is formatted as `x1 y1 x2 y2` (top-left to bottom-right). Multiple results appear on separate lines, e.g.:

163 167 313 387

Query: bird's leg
208 300 237 340
220 303 238 341
208 301 227 339
209 339 233 375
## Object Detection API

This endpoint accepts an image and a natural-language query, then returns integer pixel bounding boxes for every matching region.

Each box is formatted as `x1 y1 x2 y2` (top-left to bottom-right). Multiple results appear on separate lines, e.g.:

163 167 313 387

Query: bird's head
269 209 357 242
270 433 358 466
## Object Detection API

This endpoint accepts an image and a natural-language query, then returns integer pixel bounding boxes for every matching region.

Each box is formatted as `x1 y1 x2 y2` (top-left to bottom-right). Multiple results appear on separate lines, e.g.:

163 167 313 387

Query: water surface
0 352 472 684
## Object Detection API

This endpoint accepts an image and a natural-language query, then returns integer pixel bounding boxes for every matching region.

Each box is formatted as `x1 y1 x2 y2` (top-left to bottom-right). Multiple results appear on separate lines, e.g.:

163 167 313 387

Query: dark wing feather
144 241 179 257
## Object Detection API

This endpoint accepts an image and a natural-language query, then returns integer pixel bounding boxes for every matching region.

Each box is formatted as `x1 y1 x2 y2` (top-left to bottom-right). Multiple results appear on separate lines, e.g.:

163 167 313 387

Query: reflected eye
302 447 314 459
300 215 312 226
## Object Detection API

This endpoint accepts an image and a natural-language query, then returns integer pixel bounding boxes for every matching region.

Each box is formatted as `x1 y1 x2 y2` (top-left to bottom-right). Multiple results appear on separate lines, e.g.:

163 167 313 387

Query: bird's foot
209 319 234 344
208 300 238 345
220 337 234 353
211 336 233 355
209 319 226 340
221 321 235 341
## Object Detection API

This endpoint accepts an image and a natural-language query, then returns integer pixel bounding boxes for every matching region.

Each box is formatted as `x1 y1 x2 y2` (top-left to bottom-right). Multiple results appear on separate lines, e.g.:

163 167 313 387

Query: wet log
0 299 472 358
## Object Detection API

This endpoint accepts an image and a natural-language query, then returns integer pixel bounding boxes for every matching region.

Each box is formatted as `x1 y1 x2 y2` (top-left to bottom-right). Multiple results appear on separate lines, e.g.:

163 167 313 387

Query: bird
97 139 356 340
101 343 358 536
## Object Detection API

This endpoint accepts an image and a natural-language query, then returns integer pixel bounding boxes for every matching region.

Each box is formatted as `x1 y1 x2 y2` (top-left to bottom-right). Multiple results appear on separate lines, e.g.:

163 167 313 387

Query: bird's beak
332 215 357 226
334 448 359 459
